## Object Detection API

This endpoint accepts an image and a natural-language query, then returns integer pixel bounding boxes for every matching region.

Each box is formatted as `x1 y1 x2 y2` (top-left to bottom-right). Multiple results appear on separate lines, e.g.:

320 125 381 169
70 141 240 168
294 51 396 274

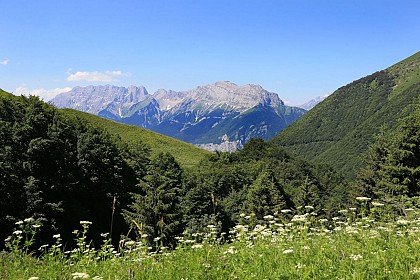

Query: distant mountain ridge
299 95 329 110
52 81 306 151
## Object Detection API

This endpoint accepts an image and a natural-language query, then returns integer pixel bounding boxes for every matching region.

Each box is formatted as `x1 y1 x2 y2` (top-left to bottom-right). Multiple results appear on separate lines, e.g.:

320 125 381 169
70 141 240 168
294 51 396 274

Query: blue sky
0 0 419 105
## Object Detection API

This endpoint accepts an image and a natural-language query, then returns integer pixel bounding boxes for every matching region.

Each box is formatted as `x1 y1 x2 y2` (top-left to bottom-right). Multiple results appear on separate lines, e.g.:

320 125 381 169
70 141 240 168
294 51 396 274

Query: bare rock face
154 81 283 114
51 81 306 151
51 85 149 118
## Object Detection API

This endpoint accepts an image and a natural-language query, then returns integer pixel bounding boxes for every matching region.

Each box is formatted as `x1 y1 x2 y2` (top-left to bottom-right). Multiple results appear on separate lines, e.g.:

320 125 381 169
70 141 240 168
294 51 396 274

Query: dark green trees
355 101 420 210
0 93 144 246
243 169 290 220
124 153 183 247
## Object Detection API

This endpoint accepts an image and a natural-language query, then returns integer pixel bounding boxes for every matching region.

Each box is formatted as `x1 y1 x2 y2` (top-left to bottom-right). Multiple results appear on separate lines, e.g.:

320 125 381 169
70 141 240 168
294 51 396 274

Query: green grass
61 109 211 168
3 200 420 279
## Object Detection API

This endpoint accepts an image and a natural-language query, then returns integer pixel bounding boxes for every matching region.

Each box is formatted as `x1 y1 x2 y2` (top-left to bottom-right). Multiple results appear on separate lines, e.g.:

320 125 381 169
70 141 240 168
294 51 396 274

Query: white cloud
67 70 127 82
0 59 9 65
15 86 72 101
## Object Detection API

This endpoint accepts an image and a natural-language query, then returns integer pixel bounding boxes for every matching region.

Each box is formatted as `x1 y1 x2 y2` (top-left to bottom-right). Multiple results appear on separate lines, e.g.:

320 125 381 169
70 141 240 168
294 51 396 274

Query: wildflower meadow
2 198 420 279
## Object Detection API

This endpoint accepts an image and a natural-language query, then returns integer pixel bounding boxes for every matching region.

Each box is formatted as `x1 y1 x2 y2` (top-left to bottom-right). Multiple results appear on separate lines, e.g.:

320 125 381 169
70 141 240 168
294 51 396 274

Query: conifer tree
243 169 289 220
124 152 183 248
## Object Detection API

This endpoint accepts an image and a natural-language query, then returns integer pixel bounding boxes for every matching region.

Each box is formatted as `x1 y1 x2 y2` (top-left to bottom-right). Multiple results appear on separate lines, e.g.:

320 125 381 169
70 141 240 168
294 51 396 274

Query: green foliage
273 52 420 180
242 169 291 221
124 153 183 248
0 92 146 247
355 100 420 213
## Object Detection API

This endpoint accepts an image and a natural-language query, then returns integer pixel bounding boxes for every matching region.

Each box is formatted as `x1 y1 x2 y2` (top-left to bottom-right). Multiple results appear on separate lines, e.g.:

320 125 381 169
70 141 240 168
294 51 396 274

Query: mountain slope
52 81 306 150
272 51 420 179
61 109 211 168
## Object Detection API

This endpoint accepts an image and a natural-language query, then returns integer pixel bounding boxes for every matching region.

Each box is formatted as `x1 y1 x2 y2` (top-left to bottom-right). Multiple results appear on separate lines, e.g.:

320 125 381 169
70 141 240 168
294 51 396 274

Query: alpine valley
51 81 306 151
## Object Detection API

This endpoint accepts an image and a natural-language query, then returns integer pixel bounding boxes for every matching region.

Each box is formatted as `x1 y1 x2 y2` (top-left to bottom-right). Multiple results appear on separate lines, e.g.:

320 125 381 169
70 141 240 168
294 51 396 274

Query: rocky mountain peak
51 85 149 116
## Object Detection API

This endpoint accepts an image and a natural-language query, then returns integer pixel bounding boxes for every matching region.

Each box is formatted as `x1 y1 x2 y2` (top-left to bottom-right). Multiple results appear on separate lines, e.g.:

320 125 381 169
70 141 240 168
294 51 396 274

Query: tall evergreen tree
242 169 290 220
355 101 420 211
124 152 183 248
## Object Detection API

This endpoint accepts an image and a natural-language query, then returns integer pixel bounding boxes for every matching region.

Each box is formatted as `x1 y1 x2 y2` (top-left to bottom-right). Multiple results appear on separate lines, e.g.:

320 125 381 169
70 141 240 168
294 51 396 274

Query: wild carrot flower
282 249 294 254
80 221 92 225
397 219 410 225
349 254 363 260
356 197 371 201
71 272 90 279
372 202 384 207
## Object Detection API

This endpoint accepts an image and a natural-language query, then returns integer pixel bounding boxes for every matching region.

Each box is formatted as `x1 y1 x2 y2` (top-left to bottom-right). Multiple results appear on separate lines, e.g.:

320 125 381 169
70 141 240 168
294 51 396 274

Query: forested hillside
273 51 420 179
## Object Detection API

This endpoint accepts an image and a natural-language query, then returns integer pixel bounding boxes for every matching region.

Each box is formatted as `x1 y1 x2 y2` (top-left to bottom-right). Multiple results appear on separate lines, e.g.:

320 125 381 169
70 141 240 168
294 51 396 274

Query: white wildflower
295 263 306 270
191 244 203 249
38 244 49 250
291 214 307 222
411 267 420 274
282 249 294 254
372 202 384 207
71 272 90 279
13 230 23 235
239 213 246 218
356 197 371 201
349 254 363 260
24 217 34 223
397 219 410 225
28 277 39 280
80 221 92 225
15 221 24 225
153 237 161 242
53 234 60 239
32 224 41 229
125 240 136 247
263 215 274 220
281 209 292 213
305 206 314 210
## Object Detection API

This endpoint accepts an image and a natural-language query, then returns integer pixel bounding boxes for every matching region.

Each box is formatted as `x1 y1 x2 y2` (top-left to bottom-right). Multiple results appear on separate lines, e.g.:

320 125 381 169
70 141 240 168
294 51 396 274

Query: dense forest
274 51 420 180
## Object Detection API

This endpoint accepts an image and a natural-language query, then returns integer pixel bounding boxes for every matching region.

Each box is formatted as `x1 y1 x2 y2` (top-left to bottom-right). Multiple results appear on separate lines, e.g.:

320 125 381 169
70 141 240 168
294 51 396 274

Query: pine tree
124 152 183 248
243 169 289 220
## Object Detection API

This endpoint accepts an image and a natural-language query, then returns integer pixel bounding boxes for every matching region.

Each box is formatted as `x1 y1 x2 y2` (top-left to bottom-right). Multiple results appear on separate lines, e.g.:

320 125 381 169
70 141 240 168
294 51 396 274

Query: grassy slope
272 51 420 179
0 89 210 168
61 109 211 168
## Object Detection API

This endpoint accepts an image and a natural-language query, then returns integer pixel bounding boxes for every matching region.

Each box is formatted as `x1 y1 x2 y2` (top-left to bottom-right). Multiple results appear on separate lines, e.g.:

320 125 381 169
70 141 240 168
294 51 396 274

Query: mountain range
52 81 306 151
